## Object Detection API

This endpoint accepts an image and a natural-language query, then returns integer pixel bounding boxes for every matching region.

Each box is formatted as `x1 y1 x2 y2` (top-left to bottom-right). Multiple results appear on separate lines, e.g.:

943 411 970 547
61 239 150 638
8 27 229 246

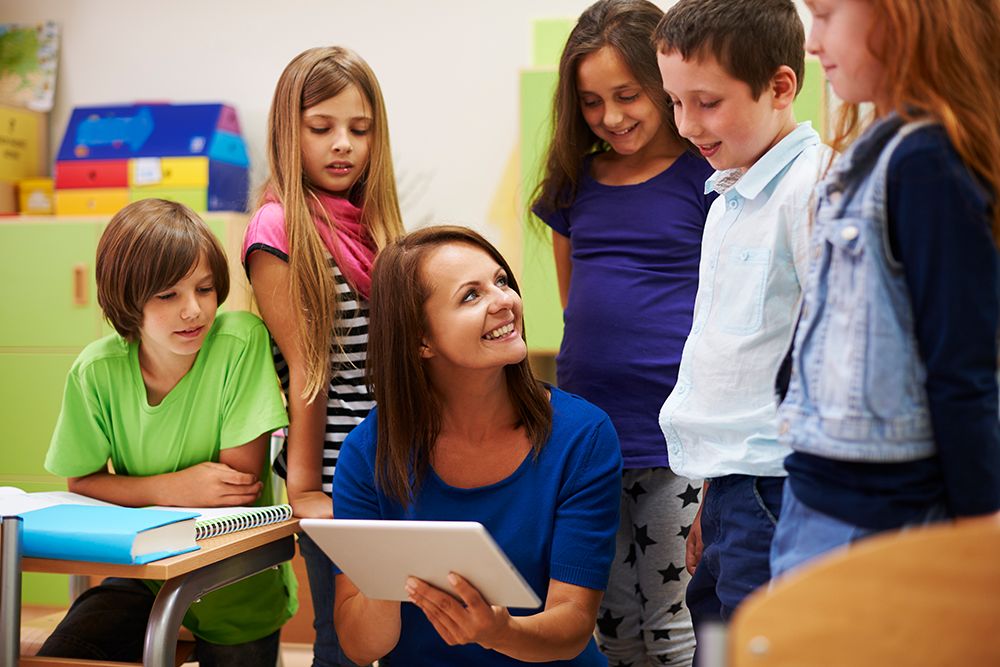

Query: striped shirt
271 263 374 493
242 202 375 494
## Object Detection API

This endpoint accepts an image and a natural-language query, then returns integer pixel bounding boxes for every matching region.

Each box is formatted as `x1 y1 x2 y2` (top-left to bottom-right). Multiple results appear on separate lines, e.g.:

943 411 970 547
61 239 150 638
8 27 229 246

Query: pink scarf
309 192 377 299
264 190 377 299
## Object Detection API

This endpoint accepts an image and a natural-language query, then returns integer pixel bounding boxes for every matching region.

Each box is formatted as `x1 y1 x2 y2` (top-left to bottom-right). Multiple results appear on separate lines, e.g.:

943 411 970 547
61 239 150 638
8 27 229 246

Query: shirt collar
704 121 820 199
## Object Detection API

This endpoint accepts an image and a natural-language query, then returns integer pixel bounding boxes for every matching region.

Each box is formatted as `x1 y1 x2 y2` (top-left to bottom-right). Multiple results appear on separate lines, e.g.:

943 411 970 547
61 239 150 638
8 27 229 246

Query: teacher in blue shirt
331 226 622 666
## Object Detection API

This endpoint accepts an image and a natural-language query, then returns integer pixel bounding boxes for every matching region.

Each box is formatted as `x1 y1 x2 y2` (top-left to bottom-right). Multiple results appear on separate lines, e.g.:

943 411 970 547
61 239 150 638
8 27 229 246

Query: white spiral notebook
181 504 294 540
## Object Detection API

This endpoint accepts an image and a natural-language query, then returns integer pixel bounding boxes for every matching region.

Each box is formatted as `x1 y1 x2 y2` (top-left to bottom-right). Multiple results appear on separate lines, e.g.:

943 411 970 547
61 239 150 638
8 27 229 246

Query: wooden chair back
728 516 1000 666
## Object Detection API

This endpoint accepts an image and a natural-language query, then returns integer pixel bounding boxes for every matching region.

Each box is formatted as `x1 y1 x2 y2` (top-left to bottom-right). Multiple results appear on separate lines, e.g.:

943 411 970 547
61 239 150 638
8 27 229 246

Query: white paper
132 157 163 185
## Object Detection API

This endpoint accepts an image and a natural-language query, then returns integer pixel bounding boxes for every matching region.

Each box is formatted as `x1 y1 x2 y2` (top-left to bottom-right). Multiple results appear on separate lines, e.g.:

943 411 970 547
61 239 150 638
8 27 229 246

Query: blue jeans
297 532 365 667
37 577 279 667
770 479 948 579
686 475 783 631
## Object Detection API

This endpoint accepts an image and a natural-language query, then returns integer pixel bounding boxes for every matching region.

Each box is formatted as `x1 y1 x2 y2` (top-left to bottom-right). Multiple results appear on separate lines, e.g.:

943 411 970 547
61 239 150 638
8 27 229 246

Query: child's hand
405 573 512 649
290 490 334 518
686 497 705 575
169 462 262 507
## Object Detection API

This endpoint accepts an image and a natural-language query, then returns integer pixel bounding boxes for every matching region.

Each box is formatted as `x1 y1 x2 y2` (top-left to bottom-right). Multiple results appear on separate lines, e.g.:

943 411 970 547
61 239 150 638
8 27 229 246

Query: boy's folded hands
165 462 262 507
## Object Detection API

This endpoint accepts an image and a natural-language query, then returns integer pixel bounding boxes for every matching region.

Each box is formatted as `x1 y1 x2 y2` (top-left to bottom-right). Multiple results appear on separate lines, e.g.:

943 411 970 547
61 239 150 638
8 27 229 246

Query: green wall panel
22 573 71 607
519 69 563 354
795 58 826 139
532 19 574 68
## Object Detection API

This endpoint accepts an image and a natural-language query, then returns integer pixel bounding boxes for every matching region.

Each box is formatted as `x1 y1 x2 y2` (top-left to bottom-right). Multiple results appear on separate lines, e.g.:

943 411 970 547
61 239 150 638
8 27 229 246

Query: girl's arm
334 573 402 664
248 250 332 518
890 132 1000 517
406 574 601 661
66 434 268 507
552 231 573 310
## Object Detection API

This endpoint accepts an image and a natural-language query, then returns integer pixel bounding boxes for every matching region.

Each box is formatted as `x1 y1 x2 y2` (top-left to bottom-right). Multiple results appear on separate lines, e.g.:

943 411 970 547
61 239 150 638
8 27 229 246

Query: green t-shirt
45 310 296 645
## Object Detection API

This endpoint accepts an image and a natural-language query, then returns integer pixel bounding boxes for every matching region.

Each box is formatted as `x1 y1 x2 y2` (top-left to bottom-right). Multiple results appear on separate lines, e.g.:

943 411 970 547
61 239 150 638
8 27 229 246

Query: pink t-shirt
241 194 375 298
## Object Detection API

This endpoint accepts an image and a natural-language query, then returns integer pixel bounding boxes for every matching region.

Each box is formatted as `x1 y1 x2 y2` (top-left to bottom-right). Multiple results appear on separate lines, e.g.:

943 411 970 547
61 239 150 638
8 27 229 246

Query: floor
280 643 314 667
281 644 380 667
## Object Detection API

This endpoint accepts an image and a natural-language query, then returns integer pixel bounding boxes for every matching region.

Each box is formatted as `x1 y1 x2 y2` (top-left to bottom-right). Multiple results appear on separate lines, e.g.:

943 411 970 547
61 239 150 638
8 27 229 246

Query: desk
1 517 299 667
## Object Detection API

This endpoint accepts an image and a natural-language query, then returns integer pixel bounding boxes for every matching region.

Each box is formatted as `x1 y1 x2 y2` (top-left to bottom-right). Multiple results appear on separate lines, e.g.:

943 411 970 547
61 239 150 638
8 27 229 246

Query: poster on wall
0 21 60 112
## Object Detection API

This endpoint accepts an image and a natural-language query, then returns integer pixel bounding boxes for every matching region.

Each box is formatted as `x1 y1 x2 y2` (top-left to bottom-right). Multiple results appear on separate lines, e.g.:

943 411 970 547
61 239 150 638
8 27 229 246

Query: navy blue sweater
785 126 1000 529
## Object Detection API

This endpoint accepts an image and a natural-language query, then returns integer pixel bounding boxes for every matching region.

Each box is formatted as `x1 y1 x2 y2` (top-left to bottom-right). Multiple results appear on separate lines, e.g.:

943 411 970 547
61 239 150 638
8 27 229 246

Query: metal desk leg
68 575 89 602
142 535 295 667
1 516 24 667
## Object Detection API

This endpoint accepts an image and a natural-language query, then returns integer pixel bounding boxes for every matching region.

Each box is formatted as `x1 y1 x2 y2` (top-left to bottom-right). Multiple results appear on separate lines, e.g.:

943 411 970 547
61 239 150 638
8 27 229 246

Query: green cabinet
0 222 102 348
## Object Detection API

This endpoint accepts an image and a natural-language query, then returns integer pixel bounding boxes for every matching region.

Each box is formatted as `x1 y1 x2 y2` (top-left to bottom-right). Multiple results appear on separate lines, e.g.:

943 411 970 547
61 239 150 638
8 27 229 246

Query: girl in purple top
532 1 714 664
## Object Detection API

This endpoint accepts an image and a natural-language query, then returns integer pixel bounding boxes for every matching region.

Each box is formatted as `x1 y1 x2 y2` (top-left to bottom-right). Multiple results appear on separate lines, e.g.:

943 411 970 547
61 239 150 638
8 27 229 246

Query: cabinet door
0 222 102 347
0 352 78 480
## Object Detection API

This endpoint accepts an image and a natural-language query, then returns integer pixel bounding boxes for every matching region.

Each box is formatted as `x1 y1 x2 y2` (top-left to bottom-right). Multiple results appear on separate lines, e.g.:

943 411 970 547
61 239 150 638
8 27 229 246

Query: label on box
132 158 162 185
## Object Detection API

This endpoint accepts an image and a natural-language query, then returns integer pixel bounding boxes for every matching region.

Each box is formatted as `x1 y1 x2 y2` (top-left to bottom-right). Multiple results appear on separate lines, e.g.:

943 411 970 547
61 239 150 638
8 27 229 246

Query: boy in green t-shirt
39 199 296 666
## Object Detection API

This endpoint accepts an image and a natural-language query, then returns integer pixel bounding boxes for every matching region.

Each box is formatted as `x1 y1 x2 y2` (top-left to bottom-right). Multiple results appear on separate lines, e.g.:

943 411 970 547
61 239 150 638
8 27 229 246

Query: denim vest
778 115 936 462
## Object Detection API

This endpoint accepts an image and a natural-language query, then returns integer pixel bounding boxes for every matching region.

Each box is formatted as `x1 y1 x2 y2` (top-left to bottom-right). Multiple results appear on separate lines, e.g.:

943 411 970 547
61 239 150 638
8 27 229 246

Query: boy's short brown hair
96 198 229 341
653 0 805 99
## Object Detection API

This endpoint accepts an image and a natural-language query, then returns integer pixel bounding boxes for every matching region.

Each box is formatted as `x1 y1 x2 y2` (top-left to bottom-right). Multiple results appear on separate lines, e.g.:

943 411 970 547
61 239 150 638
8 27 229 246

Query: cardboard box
56 103 249 211
0 181 15 214
0 104 49 181
129 187 207 212
129 156 209 188
55 188 129 215
55 160 128 188
18 177 54 214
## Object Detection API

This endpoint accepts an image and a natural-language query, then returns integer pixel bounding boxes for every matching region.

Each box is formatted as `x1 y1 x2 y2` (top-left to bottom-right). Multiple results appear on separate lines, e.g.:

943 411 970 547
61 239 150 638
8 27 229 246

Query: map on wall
0 21 60 112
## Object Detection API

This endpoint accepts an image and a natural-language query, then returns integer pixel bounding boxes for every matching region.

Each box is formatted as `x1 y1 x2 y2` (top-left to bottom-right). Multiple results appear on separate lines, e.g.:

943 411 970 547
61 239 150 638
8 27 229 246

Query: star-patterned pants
596 467 701 667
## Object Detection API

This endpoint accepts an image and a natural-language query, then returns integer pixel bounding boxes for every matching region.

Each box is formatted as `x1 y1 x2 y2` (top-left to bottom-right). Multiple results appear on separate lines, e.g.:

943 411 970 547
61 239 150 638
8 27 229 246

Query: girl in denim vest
770 0 1000 577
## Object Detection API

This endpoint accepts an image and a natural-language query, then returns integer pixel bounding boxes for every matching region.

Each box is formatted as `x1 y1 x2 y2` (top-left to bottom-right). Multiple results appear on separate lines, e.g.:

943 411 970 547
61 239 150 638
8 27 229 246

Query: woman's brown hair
829 0 1000 242
96 198 229 341
367 226 552 505
531 0 687 220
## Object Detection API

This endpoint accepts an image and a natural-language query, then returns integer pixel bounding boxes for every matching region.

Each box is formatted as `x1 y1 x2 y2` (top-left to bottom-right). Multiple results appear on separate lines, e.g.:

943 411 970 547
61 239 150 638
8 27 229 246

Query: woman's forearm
482 598 596 662
335 585 401 664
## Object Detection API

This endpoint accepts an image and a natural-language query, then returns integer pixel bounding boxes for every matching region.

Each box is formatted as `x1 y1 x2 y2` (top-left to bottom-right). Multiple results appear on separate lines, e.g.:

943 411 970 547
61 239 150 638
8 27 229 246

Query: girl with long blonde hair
242 45 404 666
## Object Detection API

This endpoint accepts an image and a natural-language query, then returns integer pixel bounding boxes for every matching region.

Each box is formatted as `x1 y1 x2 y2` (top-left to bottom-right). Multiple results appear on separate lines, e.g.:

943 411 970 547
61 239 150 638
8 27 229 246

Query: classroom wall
5 0 813 255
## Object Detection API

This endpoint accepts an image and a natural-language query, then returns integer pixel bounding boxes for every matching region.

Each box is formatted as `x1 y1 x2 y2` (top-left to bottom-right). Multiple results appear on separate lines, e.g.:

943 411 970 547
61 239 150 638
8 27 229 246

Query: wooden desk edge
21 519 300 579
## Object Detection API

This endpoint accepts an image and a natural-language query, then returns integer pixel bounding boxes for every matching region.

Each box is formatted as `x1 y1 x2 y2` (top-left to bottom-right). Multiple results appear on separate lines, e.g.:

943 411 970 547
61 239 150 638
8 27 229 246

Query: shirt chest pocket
717 246 771 336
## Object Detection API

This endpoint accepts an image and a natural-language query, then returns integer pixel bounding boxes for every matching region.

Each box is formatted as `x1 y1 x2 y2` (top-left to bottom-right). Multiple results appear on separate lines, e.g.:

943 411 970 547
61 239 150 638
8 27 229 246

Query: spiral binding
194 504 293 540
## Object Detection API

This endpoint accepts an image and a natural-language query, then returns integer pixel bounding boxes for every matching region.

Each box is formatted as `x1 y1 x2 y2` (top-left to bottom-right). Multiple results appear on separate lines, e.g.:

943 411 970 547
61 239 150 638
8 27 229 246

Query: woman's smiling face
418 242 527 377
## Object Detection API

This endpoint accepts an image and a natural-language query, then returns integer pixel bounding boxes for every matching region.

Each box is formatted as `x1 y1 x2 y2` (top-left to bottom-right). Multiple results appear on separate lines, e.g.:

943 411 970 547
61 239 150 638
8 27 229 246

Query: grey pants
597 467 701 666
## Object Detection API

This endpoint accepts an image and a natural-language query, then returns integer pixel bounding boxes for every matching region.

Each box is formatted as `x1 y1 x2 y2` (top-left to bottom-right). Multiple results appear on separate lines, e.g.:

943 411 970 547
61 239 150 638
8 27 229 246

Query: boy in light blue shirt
654 0 832 637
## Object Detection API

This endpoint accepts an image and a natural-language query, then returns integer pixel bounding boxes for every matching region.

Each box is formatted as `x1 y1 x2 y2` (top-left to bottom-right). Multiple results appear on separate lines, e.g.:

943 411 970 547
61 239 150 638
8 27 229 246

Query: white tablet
300 519 542 609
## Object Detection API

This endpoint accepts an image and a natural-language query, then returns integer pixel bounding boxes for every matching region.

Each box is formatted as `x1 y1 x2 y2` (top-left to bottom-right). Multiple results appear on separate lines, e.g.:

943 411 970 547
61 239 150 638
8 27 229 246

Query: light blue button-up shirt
659 122 831 479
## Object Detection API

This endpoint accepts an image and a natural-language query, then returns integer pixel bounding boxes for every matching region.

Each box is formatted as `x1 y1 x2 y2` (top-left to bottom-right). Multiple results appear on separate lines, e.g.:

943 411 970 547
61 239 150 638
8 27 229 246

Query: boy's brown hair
96 198 229 341
653 0 805 99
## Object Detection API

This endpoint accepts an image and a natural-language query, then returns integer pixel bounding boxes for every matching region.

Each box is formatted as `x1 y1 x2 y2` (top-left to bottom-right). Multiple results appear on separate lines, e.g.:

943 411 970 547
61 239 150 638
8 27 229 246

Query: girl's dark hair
531 0 685 220
367 225 552 505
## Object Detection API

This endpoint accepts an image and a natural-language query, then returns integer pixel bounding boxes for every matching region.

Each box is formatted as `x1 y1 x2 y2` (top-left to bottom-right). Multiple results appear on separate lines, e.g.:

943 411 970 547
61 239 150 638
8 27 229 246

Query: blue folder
19 505 200 564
